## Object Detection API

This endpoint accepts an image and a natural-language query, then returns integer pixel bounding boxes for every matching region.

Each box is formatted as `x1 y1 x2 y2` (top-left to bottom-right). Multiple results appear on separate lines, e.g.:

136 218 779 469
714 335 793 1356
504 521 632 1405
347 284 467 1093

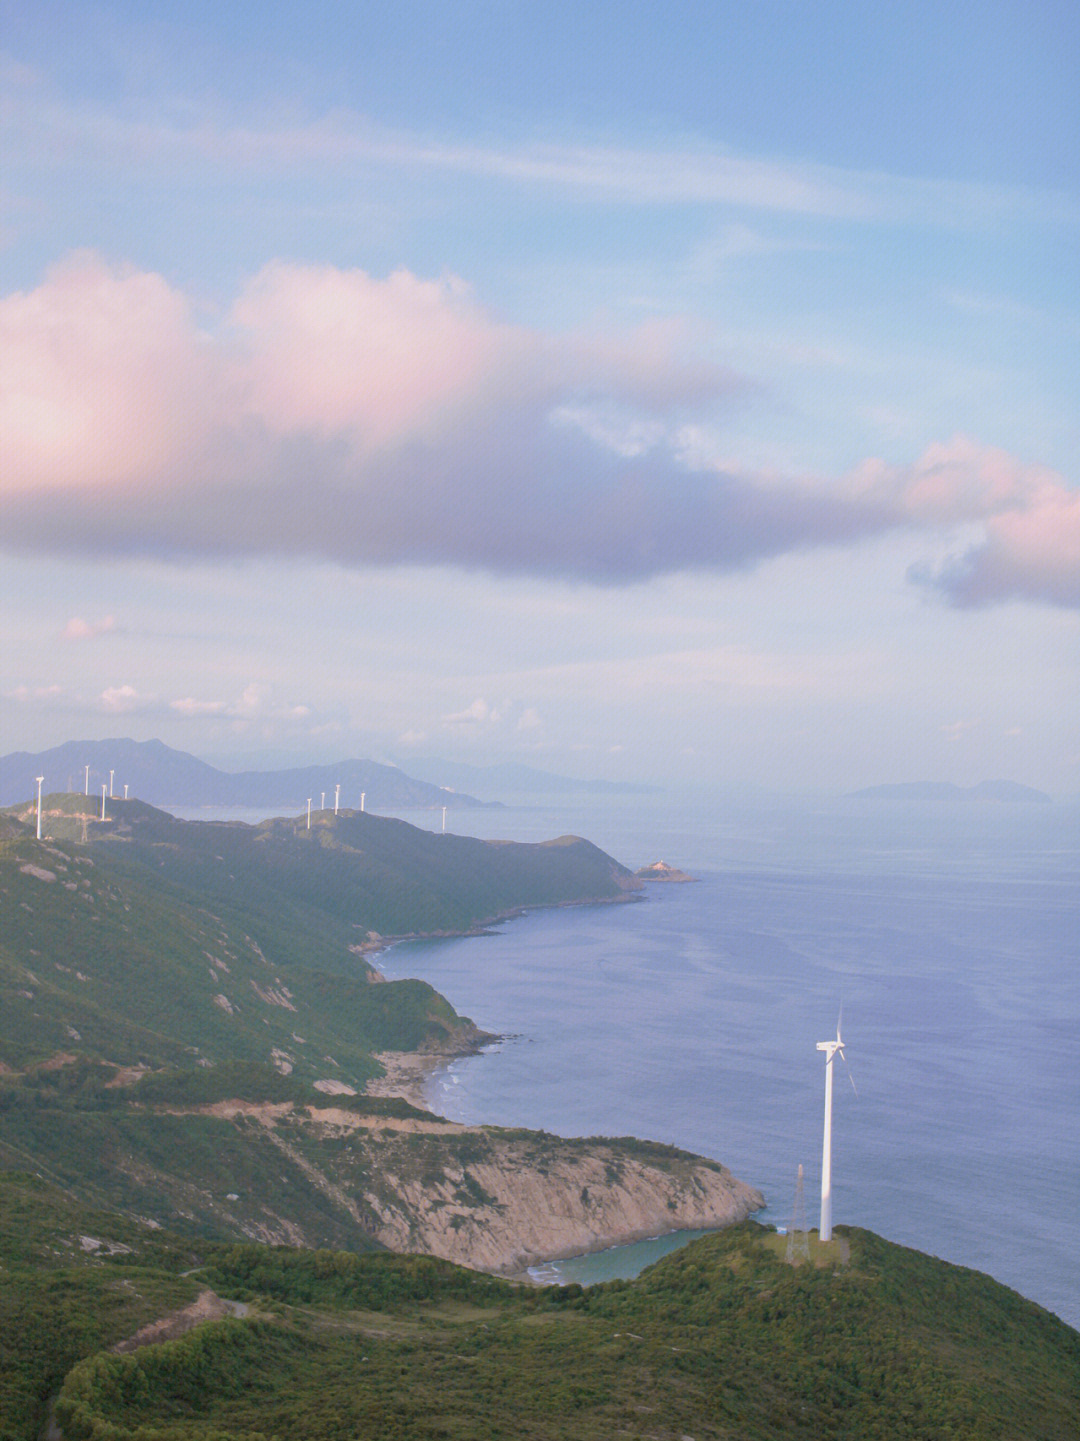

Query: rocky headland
635 859 696 882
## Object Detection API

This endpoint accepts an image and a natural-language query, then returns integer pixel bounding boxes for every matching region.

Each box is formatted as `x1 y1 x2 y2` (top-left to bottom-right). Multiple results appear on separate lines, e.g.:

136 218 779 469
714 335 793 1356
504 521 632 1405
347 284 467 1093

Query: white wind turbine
35 776 44 839
816 1011 856 1242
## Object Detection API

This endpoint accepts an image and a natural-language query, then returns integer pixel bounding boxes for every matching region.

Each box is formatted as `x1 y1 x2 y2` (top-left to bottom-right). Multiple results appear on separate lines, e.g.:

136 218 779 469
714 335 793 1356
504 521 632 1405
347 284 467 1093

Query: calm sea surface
176 792 1079 1327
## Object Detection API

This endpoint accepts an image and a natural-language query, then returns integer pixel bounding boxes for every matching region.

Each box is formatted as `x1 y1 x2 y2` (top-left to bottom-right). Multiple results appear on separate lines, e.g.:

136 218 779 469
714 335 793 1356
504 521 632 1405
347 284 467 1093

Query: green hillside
3 1172 1077 1441
0 798 638 1082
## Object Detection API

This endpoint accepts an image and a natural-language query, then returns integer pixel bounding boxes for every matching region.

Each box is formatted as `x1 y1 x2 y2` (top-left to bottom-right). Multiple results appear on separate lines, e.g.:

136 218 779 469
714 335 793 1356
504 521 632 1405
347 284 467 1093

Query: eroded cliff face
159 1102 764 1274
354 1127 764 1273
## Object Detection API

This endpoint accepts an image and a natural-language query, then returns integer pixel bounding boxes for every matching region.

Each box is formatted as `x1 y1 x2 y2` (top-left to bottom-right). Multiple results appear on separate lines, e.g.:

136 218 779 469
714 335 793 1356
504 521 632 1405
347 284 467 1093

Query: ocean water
364 792 1080 1329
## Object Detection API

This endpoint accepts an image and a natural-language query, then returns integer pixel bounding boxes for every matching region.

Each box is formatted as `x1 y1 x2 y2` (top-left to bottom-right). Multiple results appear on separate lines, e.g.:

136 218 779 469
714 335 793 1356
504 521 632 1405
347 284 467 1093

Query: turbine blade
839 1047 858 1097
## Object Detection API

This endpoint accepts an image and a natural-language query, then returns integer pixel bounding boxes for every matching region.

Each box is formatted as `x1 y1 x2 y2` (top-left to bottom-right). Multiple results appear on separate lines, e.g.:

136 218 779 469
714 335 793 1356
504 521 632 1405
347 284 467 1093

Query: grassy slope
3 1174 1076 1441
0 829 470 1086
1 801 636 1082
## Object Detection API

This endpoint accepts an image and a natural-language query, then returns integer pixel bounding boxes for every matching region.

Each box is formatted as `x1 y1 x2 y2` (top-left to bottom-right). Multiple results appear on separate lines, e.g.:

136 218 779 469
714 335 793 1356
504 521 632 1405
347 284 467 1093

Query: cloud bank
3 255 1076 606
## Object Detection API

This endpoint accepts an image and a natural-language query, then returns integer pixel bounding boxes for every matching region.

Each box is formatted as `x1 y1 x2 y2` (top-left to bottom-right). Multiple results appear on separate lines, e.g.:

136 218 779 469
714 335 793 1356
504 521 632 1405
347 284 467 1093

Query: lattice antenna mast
786 1163 810 1263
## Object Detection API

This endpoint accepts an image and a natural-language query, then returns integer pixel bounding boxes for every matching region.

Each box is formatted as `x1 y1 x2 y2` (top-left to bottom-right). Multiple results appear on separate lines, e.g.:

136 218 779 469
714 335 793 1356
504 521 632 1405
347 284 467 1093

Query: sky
2 1 1078 793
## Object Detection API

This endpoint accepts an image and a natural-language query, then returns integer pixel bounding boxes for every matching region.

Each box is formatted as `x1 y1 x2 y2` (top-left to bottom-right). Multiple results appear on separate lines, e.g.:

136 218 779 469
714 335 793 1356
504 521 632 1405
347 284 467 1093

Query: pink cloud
229 262 527 450
62 614 117 640
844 434 1064 524
2 255 1075 608
922 490 1080 609
2 253 220 493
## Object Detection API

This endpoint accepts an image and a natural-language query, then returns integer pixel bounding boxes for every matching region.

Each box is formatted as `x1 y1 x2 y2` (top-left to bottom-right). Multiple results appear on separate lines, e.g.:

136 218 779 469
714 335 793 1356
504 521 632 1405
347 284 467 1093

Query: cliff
321 1113 763 1273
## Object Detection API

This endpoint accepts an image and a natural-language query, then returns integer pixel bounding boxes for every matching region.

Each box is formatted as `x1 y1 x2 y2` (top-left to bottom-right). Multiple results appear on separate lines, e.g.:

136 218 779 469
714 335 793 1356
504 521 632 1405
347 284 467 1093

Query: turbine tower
786 1163 810 1263
334 783 340 815
816 1013 855 1241
84 764 90 797
306 798 312 829
101 784 107 822
35 776 44 840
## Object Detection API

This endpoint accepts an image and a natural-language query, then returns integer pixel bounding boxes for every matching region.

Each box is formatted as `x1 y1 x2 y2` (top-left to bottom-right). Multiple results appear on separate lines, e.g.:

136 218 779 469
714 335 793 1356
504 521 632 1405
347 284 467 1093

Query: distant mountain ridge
0 737 498 811
846 779 1052 803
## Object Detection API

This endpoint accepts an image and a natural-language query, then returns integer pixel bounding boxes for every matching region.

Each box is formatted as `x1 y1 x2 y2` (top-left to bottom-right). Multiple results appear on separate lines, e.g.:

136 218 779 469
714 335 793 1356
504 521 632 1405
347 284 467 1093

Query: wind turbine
816 1012 856 1242
320 791 325 811
84 764 90 797
360 791 366 812
334 783 340 815
109 769 114 798
306 798 312 829
441 805 447 833
35 776 44 839
101 784 107 821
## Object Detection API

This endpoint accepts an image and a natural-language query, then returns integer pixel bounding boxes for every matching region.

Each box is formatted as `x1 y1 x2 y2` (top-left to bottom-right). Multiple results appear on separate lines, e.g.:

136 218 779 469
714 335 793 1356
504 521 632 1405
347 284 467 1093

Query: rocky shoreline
362 1040 764 1275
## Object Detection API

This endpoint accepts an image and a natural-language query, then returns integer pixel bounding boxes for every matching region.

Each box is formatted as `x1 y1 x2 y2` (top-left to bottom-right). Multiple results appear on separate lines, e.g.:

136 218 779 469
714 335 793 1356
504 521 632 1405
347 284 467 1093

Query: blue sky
2 2 1077 791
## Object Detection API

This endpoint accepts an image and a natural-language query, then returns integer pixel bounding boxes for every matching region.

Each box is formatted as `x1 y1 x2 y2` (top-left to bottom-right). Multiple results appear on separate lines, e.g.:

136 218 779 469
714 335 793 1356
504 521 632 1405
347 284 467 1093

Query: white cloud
99 684 154 714
442 698 501 726
170 697 228 716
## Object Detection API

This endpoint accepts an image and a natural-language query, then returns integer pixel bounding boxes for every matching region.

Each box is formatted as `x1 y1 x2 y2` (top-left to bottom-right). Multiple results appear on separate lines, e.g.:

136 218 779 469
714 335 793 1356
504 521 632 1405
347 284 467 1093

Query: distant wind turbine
35 776 44 839
816 1012 857 1242
109 769 114 799
306 798 312 829
360 791 366 812
334 783 340 815
441 806 447 833
101 784 107 822
84 764 90 797
123 783 129 800
320 791 325 811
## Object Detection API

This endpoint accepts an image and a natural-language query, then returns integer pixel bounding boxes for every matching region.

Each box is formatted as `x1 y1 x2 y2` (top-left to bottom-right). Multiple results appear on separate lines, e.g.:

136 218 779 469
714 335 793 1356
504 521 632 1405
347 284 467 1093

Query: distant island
846 779 1052 804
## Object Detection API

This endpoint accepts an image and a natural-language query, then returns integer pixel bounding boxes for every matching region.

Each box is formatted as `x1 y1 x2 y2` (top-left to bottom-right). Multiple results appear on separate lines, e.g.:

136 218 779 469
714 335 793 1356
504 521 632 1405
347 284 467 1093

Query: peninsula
0 795 758 1276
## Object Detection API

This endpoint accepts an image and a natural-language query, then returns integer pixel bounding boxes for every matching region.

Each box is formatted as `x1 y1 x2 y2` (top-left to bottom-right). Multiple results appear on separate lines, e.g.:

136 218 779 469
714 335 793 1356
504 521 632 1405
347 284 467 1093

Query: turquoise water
373 793 1079 1328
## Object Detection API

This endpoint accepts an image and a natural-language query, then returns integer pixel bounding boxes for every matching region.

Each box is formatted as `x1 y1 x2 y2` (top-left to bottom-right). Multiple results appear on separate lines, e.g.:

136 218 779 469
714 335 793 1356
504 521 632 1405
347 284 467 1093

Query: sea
174 791 1079 1329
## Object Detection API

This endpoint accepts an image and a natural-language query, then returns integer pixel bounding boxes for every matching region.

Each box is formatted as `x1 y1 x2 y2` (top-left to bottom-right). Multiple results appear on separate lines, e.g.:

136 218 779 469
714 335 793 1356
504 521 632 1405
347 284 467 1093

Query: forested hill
1 796 640 1085
3 1171 1077 1441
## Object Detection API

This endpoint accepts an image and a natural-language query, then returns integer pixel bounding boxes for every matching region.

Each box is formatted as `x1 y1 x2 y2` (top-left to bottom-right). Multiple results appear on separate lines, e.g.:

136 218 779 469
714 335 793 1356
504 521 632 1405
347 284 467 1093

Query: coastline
355 879 765 1277
349 887 644 961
